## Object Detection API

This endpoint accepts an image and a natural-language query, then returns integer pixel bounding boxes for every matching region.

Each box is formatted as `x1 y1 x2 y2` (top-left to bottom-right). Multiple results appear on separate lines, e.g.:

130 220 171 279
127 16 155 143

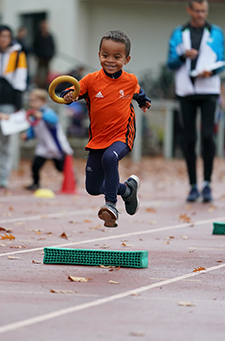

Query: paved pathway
0 157 225 341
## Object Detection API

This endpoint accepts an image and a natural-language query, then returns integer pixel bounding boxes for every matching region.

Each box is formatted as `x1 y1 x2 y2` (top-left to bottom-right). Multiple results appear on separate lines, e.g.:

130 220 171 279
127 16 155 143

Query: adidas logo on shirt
95 91 104 98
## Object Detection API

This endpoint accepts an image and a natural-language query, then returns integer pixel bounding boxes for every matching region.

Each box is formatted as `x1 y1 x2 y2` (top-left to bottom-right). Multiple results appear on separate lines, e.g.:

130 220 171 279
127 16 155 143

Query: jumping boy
61 30 151 227
22 88 73 190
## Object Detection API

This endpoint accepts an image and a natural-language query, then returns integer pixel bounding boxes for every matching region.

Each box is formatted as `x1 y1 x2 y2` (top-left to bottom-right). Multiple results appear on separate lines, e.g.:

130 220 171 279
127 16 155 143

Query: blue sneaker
186 187 200 202
202 185 212 203
122 175 140 215
98 203 118 228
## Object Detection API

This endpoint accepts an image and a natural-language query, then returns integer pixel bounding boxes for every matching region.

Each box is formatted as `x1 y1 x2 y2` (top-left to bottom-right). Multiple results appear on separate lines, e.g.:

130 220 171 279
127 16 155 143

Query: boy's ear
124 56 131 65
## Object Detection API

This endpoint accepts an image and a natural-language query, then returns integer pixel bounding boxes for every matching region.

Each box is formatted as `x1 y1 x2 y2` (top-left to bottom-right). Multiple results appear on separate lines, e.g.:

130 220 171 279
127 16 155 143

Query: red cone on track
61 154 76 194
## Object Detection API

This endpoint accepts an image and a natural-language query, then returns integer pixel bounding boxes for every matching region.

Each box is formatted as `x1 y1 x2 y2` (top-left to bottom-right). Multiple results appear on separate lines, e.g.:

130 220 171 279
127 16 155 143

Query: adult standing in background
167 0 225 202
33 20 55 89
0 24 27 188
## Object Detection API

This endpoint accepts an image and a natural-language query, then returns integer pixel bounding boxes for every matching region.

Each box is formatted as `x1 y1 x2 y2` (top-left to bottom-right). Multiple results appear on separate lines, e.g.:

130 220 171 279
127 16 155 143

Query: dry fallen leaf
178 301 195 307
83 219 91 223
208 205 217 212
8 256 20 260
32 260 41 264
130 331 145 336
100 244 110 249
179 214 191 223
192 266 206 272
146 207 156 213
50 289 76 294
68 276 91 282
0 233 15 240
10 245 25 249
121 242 133 247
109 280 120 285
60 232 68 239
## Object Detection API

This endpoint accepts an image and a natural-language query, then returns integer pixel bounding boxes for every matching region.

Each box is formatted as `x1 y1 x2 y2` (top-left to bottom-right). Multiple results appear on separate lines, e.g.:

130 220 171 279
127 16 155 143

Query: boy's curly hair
99 30 131 58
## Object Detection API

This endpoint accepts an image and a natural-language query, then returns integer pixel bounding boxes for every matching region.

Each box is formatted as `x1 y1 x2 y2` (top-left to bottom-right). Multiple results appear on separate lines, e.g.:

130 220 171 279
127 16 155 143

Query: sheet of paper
0 109 30 135
190 61 225 77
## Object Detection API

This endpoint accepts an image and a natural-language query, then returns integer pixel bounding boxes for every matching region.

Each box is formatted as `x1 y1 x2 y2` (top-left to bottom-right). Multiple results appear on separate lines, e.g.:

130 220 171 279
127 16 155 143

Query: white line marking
0 208 95 225
189 247 225 251
0 263 224 335
1 215 224 257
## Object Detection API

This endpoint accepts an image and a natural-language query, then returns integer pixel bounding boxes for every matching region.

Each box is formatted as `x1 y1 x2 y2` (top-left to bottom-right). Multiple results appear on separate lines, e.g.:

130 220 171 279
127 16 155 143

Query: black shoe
186 188 200 202
25 183 40 191
98 204 119 227
122 175 140 215
202 185 212 203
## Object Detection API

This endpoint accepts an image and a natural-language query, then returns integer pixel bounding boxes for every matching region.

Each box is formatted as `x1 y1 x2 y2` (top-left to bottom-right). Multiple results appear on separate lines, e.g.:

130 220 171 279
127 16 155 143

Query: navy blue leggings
85 141 130 203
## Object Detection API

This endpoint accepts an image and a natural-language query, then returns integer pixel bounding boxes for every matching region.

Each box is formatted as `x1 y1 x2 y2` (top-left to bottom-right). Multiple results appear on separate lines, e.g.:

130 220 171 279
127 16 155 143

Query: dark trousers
32 155 65 185
85 141 130 203
35 57 50 89
179 95 218 185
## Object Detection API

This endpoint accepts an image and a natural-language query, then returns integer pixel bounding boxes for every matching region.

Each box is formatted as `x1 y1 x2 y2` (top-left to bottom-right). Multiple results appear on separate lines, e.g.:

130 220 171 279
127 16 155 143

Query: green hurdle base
212 222 225 235
43 247 148 268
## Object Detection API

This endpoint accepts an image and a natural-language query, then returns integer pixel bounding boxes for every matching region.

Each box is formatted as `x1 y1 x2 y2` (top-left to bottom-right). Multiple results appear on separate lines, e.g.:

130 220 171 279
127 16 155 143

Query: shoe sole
126 175 140 215
202 197 212 203
98 207 118 228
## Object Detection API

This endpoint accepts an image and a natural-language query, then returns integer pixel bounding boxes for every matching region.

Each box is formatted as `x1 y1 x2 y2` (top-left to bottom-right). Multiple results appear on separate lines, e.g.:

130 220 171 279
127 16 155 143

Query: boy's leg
53 155 65 172
85 149 105 196
99 142 131 227
101 141 130 203
26 155 46 190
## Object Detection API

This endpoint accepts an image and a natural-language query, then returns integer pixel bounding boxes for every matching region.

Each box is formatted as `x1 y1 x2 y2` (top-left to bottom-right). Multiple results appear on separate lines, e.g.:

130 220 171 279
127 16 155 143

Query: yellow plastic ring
48 75 80 104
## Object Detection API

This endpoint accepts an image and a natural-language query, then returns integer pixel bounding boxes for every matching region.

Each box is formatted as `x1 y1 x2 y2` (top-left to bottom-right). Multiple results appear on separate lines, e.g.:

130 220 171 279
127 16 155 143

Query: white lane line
0 263 224 335
189 247 225 251
1 215 224 257
0 208 95 224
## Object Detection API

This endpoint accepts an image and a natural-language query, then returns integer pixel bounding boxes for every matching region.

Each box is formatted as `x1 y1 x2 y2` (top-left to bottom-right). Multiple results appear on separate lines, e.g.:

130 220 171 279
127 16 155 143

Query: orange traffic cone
61 154 76 194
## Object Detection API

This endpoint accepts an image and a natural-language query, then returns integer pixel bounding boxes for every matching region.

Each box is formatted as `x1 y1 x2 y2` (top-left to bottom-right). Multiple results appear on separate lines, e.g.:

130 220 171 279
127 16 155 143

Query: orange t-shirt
70 68 140 150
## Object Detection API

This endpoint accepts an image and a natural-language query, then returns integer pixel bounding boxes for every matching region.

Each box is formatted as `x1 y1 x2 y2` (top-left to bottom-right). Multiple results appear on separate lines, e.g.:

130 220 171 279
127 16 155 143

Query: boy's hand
20 132 27 141
63 90 78 103
0 113 9 120
33 110 43 119
140 101 151 113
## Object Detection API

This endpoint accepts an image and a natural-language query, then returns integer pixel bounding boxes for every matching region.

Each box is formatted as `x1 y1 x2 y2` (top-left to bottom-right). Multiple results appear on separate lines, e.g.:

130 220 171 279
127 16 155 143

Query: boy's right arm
60 88 78 104
21 127 34 141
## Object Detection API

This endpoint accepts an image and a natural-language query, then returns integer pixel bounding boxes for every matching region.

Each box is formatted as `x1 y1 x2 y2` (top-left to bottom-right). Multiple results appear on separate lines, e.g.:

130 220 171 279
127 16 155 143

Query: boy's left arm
133 86 151 113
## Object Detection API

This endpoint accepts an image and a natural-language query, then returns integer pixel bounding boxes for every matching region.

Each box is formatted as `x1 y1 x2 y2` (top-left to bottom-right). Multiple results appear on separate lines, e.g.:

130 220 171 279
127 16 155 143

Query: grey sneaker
98 204 118 228
122 175 140 215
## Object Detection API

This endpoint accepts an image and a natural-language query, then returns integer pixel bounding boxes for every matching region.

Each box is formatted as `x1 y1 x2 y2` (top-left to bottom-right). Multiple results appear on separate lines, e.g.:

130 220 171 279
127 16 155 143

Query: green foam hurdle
43 247 148 268
212 222 225 235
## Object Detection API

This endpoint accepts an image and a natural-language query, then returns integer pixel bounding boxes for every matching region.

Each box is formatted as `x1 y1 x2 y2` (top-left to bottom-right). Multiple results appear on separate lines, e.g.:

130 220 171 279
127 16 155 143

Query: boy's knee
102 150 118 168
85 182 100 196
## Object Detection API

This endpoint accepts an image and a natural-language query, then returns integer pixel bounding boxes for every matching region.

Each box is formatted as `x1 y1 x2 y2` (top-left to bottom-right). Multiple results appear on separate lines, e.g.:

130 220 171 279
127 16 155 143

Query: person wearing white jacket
22 88 73 190
167 0 225 203
0 24 27 188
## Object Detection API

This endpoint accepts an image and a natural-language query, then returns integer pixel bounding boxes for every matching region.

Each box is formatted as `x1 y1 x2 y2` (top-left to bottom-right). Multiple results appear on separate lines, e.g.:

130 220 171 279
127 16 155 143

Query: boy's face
0 30 12 51
30 94 45 110
98 39 131 74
